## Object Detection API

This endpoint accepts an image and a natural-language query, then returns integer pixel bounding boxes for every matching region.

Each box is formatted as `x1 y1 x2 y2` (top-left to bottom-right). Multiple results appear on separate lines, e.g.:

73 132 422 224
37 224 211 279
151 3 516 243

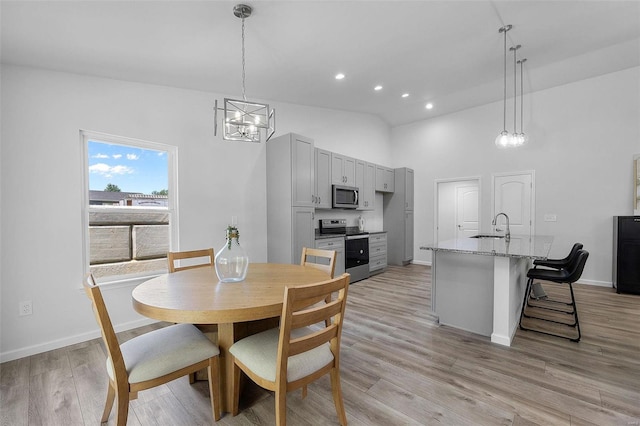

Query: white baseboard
577 279 612 288
0 317 158 363
411 260 432 266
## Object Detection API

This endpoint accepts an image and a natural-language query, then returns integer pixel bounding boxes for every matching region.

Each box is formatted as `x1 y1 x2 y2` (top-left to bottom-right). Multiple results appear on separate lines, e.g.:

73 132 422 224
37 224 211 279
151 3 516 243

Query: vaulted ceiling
2 1 639 126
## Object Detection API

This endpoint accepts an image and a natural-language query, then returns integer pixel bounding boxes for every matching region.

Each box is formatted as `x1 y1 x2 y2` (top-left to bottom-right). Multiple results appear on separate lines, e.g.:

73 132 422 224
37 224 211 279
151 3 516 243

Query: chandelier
214 4 275 143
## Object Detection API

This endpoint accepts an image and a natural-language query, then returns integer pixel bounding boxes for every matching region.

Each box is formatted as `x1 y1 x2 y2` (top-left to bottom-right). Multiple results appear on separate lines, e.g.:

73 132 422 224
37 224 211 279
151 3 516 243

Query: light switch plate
544 214 557 222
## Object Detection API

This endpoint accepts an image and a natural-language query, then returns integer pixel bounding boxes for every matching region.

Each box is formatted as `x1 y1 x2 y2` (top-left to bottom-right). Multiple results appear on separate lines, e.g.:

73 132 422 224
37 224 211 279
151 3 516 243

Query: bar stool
534 242 583 269
519 249 589 342
529 243 583 299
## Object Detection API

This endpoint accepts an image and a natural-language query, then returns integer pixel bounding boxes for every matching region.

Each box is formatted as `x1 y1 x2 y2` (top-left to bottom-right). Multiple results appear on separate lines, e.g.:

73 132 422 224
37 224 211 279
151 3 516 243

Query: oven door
345 236 369 268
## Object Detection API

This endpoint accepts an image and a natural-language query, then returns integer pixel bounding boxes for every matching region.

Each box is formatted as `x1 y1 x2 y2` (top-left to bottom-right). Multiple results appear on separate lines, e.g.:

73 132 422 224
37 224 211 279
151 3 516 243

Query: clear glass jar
215 226 249 282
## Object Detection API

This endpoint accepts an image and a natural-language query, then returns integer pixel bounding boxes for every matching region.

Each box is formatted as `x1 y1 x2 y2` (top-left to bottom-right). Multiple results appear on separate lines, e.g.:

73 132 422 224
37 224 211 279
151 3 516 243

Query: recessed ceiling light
335 73 345 80
374 85 383 91
425 103 434 110
402 93 410 98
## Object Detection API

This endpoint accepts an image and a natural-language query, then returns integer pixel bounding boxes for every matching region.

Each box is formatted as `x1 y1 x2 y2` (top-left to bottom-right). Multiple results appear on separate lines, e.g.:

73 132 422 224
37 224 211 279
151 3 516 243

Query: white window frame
80 130 179 286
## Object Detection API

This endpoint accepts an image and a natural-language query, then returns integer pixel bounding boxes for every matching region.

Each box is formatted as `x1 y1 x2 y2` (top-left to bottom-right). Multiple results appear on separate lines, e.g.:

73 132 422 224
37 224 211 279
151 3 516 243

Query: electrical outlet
19 300 32 316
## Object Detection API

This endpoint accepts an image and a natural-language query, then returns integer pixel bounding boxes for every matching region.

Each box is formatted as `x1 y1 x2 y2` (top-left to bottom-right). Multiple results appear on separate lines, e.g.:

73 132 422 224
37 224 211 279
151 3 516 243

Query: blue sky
88 140 168 194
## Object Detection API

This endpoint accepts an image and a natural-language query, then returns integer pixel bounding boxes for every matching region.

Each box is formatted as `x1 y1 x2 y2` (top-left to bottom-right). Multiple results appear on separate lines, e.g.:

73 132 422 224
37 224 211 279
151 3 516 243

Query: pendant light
214 4 275 143
515 58 529 146
495 25 513 148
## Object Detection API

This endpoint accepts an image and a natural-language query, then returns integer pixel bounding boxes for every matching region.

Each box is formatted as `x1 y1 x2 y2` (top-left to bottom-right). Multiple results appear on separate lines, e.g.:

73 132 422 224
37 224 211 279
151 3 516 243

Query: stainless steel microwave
332 185 359 209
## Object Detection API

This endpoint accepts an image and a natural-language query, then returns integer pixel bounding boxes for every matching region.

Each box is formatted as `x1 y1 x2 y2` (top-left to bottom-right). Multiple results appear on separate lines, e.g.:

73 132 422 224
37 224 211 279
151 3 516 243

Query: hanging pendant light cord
520 59 525 134
241 14 247 101
502 28 507 132
513 46 518 134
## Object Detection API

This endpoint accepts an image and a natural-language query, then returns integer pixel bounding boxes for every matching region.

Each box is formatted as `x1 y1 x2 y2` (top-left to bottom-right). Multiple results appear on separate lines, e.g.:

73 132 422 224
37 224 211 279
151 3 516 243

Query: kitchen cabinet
356 160 375 211
267 133 316 264
331 153 356 186
315 148 332 209
292 208 316 265
384 167 414 265
369 232 387 274
315 237 345 276
375 165 395 192
290 134 315 207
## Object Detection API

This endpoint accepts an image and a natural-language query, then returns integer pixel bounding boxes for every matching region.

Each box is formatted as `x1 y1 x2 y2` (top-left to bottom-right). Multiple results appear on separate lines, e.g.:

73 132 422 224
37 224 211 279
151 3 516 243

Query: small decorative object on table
215 225 249 282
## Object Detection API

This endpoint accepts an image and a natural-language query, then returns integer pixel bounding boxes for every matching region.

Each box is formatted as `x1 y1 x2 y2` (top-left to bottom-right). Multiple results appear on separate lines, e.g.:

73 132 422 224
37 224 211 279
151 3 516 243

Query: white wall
0 65 391 361
3 63 638 361
392 66 640 286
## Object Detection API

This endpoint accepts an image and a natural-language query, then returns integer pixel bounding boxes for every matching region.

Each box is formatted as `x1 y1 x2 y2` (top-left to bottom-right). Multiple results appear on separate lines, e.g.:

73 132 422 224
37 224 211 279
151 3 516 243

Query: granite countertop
420 234 554 259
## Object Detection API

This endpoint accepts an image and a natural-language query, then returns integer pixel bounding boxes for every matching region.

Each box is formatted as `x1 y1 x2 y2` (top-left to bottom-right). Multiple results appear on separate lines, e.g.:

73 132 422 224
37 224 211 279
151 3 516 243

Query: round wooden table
132 263 330 413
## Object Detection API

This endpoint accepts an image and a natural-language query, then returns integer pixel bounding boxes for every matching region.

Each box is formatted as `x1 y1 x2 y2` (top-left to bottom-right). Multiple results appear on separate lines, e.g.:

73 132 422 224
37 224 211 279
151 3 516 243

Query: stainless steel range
319 219 370 283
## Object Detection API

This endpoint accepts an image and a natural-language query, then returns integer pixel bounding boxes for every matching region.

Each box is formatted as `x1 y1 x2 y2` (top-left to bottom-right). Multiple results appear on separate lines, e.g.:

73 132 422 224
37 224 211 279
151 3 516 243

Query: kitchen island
420 235 553 346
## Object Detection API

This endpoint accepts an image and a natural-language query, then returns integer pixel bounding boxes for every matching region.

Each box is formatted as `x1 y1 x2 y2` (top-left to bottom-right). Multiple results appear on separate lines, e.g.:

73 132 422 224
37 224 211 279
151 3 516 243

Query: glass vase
215 226 249 282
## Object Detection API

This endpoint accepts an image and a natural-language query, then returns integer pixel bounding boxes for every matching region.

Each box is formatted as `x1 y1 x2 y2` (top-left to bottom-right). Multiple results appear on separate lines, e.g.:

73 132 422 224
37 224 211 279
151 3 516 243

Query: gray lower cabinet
315 237 345 276
369 232 387 274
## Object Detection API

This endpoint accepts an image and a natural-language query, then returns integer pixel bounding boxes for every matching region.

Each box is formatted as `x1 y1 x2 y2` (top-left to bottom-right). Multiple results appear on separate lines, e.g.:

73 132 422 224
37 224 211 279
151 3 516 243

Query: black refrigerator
613 216 640 294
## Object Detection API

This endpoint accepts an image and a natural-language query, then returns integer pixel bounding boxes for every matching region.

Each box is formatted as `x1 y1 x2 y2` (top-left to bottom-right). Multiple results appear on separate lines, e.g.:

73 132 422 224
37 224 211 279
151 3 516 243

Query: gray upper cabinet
291 134 315 207
405 168 414 210
331 153 356 186
375 165 395 192
356 159 375 211
315 148 332 209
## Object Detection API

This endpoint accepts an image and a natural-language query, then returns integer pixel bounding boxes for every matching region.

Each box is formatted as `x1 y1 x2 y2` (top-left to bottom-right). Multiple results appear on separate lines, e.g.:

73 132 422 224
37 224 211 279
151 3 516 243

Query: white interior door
493 172 534 237
436 178 480 242
456 185 479 239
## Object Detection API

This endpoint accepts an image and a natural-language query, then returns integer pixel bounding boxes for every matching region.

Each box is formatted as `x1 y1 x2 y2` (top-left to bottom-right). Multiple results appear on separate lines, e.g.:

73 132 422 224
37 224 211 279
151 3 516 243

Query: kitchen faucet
492 212 511 242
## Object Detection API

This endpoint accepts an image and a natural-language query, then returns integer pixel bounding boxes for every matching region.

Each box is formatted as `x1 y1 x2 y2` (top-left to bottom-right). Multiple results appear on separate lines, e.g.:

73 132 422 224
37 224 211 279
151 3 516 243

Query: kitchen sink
470 234 505 239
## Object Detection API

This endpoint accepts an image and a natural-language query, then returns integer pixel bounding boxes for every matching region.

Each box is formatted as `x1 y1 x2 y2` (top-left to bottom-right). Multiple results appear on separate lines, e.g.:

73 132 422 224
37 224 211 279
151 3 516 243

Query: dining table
131 262 331 413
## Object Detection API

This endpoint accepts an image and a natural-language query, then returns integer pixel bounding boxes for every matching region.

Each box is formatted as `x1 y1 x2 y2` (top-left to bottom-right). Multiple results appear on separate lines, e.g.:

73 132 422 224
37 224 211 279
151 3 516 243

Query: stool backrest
565 243 584 263
565 250 589 283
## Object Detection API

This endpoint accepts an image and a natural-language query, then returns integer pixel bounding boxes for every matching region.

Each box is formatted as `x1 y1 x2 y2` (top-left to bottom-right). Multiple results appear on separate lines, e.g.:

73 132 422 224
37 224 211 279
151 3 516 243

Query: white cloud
126 153 139 160
89 163 134 178
112 154 122 159
92 153 109 159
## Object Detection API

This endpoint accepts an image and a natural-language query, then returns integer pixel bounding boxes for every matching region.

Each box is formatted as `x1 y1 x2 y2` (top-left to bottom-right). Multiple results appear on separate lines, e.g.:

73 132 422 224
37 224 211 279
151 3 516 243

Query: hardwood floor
2 264 639 425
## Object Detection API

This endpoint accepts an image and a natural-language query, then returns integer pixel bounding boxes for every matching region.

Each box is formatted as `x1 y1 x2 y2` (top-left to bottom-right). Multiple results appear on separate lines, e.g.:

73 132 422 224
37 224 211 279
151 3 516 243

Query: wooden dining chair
83 274 221 425
300 247 337 278
167 248 215 272
301 247 338 328
229 273 350 426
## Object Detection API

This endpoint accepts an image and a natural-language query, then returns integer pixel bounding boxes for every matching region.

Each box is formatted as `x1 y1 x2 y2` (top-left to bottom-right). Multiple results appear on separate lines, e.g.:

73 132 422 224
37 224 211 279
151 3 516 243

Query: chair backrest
276 273 350 384
565 250 589 284
83 274 127 383
168 248 214 273
563 243 584 263
300 247 337 278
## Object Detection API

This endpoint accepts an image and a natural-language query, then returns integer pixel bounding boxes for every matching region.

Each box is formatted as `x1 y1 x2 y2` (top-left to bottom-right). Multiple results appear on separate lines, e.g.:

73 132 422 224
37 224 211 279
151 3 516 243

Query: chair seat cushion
527 267 570 282
106 323 219 384
229 327 334 383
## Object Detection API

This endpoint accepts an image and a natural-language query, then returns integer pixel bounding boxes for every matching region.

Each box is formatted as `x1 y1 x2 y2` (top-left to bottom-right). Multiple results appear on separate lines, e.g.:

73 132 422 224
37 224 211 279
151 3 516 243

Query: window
81 131 177 283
